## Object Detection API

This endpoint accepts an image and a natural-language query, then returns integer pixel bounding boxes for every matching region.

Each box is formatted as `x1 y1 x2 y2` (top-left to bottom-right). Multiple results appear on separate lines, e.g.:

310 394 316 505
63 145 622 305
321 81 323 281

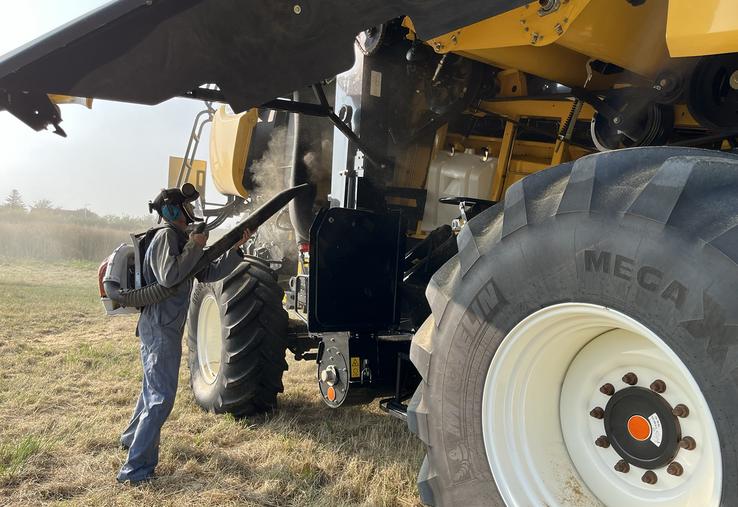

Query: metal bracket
537 0 561 16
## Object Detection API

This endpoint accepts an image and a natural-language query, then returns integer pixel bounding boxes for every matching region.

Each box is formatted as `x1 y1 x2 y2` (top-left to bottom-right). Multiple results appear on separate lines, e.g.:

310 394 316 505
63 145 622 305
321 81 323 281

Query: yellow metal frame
407 0 737 88
49 94 93 109
443 98 698 201
666 0 738 57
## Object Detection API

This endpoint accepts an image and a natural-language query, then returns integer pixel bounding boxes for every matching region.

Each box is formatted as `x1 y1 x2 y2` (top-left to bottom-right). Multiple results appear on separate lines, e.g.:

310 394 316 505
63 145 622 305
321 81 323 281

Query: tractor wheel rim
481 303 721 506
196 294 222 385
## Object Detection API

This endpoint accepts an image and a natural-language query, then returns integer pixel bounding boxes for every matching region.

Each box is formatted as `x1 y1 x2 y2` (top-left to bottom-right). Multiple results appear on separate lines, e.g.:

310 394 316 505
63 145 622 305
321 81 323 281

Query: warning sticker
350 357 360 379
370 70 383 97
648 413 663 447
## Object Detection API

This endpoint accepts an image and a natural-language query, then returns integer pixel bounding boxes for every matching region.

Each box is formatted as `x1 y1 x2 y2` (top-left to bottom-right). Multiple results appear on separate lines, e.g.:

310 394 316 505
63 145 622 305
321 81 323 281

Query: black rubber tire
407 147 738 505
187 259 289 417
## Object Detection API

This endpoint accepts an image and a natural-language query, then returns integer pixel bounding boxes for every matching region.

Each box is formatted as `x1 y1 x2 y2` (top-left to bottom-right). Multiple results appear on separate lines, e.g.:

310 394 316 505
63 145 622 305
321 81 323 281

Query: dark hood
0 0 526 134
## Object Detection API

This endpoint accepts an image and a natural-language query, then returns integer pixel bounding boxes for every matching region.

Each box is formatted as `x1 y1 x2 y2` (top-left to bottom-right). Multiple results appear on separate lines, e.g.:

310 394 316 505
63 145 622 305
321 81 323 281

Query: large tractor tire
408 147 738 506
186 259 289 417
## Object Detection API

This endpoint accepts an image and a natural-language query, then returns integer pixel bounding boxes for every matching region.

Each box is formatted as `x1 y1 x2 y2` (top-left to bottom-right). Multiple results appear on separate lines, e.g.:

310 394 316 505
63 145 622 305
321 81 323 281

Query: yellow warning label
350 357 360 379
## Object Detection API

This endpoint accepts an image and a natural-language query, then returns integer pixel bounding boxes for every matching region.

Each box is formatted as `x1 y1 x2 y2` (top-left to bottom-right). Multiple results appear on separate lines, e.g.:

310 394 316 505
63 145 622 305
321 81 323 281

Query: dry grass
0 258 424 506
0 222 132 263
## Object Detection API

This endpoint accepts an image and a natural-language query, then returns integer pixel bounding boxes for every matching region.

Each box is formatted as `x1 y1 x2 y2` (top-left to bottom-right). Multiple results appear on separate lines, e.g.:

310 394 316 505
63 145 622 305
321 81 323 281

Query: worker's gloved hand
190 231 208 248
232 228 255 251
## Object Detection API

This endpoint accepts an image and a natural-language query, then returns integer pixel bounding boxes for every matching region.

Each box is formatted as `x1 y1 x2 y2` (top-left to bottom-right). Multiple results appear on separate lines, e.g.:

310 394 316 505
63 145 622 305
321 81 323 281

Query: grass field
0 259 423 506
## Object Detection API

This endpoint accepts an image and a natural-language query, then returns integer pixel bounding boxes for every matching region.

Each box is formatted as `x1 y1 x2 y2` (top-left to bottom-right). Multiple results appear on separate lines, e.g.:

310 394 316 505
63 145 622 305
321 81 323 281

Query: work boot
116 474 154 486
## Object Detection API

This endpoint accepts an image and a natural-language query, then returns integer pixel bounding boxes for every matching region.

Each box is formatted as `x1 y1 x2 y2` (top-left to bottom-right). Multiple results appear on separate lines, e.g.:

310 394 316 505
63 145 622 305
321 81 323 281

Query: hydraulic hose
288 89 322 244
104 184 309 308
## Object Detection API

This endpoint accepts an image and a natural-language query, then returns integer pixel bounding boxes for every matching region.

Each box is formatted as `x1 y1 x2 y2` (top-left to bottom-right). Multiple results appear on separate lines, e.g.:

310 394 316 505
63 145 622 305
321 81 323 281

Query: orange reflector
627 415 651 441
326 386 336 402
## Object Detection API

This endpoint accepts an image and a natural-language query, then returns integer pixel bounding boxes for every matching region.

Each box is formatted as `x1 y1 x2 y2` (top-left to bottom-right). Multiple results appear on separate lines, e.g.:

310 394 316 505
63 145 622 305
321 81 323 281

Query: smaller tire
186 260 289 416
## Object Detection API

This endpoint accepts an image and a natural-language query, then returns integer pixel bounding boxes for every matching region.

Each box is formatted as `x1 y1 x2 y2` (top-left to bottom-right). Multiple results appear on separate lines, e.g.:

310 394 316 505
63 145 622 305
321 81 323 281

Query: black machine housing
289 29 477 413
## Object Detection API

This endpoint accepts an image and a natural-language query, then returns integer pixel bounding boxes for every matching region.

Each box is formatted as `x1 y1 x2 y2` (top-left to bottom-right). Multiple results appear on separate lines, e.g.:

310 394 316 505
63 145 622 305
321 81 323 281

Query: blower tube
104 184 309 308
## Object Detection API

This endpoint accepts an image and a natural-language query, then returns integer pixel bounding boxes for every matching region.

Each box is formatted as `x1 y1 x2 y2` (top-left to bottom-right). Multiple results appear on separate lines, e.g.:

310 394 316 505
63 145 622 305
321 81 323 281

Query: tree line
1 189 156 230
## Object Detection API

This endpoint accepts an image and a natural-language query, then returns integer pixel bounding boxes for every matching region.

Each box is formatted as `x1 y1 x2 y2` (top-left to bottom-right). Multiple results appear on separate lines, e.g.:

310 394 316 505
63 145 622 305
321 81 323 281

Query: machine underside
2 0 738 428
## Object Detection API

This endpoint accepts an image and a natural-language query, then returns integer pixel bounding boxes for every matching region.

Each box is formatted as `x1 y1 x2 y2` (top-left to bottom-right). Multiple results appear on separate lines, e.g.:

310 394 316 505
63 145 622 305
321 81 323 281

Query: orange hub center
627 415 651 441
326 386 336 402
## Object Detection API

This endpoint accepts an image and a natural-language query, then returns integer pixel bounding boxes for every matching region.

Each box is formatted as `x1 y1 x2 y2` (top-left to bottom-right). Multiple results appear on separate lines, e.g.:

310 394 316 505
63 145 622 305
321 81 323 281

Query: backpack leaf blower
100 184 309 312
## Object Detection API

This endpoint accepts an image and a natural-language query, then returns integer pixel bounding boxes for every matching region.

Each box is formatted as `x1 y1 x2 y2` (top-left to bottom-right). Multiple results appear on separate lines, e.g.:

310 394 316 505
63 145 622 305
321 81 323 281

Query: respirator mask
148 183 203 224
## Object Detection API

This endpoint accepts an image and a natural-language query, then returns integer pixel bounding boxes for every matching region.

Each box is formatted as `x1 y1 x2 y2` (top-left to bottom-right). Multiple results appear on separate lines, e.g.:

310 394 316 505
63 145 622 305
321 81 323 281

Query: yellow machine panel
48 94 93 108
410 0 700 86
666 0 738 57
168 157 207 199
209 106 258 198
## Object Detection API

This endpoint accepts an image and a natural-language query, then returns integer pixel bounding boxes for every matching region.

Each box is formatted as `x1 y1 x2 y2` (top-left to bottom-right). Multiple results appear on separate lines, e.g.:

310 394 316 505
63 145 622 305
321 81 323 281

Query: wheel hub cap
604 386 680 469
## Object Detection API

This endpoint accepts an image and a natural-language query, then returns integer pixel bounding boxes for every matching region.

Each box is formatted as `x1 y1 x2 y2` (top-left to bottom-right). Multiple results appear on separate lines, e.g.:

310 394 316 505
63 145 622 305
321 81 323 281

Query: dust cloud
247 127 296 264
246 125 332 264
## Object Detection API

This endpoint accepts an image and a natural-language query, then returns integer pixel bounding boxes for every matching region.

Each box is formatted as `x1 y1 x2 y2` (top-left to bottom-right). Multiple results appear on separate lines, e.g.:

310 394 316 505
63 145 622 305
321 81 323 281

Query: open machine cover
0 0 527 133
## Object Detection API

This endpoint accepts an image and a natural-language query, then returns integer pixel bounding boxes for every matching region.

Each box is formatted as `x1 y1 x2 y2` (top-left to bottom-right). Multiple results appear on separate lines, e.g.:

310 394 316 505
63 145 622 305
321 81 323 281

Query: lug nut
590 407 605 419
672 404 690 418
641 470 658 485
614 460 630 473
679 436 697 450
667 462 684 476
650 379 666 393
595 436 610 448
622 372 638 385
600 383 615 396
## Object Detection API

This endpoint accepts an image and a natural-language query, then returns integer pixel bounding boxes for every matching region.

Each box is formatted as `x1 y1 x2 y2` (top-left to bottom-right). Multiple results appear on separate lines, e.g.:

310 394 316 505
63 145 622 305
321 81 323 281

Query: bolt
679 436 697 450
590 407 605 419
595 436 610 448
673 404 690 418
554 23 563 35
530 32 540 44
730 70 738 91
622 372 638 385
292 4 302 14
641 471 658 485
614 460 630 473
650 379 666 393
538 0 559 13
450 35 458 44
667 462 684 476
600 383 615 396
613 116 622 125
434 42 443 51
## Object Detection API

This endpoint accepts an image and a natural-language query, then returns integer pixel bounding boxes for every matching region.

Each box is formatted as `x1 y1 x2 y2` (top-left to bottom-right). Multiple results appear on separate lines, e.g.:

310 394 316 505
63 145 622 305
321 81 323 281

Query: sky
0 0 215 216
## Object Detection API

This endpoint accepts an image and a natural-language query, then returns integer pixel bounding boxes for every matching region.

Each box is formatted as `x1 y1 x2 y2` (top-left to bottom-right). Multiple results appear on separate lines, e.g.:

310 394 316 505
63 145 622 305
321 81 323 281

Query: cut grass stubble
0 259 424 506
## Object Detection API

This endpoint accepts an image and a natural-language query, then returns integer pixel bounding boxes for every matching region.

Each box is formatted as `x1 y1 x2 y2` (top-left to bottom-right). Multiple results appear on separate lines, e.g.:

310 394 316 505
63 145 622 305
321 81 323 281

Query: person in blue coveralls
117 184 252 484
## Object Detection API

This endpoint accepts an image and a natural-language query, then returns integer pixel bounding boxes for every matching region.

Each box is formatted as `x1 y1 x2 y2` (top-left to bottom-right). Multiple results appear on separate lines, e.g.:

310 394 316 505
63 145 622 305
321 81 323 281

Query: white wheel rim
196 294 223 385
482 303 721 506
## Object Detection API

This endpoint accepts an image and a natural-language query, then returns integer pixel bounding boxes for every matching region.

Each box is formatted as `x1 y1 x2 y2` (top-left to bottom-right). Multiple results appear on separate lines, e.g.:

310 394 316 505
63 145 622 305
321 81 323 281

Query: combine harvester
2 1 737 505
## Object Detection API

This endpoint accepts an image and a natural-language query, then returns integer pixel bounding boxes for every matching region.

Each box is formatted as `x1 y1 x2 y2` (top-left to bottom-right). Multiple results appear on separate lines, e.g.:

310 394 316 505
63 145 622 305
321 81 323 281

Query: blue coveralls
117 224 241 483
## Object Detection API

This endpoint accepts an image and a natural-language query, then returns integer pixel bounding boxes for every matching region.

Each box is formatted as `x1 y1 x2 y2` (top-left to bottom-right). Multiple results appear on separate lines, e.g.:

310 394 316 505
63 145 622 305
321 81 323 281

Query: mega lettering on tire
408 147 738 506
